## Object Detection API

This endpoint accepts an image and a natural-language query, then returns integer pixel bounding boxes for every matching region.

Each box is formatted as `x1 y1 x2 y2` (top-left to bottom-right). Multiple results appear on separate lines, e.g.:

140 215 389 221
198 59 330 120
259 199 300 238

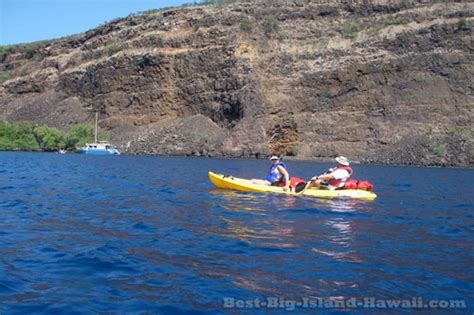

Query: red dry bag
356 181 373 191
343 179 374 191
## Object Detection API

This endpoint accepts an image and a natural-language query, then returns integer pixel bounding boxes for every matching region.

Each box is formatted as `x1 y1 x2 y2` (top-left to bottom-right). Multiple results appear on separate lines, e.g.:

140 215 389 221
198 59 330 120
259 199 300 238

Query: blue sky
0 0 196 45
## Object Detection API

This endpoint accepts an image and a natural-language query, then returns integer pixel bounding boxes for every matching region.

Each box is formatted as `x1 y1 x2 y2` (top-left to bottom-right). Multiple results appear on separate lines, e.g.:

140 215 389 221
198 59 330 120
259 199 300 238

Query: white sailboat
76 112 120 155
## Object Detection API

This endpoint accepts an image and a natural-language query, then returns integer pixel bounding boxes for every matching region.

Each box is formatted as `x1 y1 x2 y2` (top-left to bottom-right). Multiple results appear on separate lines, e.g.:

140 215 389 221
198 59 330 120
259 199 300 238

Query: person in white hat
305 156 353 190
250 156 290 191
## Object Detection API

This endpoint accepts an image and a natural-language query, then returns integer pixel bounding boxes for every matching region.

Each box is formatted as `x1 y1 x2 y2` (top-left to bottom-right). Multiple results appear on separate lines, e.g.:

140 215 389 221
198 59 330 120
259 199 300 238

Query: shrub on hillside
263 15 279 36
107 43 122 56
0 45 15 61
343 22 360 39
383 14 408 26
240 17 254 33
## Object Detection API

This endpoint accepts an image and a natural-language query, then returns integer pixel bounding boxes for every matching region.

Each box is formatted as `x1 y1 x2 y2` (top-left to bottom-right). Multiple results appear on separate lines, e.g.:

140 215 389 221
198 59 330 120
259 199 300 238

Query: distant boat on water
76 112 120 155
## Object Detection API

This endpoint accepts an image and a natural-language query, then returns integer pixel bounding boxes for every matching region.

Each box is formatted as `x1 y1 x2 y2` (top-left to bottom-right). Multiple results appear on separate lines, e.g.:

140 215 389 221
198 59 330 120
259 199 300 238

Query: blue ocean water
0 152 472 314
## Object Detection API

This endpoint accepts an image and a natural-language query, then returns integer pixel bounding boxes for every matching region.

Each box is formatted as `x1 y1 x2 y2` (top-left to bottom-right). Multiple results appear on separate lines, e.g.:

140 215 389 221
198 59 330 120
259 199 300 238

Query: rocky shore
0 0 472 167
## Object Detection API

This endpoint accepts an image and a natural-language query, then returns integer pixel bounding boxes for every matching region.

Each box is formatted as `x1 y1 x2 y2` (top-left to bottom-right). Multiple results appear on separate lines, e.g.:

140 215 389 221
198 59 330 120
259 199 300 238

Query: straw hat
335 156 350 166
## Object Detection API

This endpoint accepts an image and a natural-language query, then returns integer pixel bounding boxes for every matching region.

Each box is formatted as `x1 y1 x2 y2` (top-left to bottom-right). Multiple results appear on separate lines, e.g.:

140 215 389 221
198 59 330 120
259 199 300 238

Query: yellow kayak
208 171 377 201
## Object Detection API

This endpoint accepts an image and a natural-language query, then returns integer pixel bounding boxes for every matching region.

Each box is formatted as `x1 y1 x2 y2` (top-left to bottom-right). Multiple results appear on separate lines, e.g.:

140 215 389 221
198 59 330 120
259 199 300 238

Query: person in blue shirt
251 156 290 191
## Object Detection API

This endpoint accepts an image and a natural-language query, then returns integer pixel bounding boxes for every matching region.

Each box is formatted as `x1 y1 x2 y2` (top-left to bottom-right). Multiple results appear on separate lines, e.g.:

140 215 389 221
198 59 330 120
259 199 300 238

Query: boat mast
94 111 98 143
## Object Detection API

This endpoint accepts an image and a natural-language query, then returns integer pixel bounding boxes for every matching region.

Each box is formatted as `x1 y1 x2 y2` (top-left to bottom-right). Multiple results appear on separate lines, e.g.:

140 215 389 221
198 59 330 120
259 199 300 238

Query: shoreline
2 150 472 170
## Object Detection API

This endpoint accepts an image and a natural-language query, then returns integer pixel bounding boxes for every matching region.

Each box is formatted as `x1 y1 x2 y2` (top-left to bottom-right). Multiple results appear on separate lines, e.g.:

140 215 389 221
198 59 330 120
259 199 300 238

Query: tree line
0 120 108 152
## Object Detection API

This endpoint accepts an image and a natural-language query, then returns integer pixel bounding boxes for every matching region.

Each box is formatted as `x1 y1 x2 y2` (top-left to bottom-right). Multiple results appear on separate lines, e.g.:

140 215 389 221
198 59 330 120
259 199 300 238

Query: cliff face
0 1 473 166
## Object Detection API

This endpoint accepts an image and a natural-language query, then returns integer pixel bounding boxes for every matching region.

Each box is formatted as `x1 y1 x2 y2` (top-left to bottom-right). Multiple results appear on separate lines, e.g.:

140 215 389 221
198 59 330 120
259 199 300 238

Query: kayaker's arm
277 165 290 191
317 174 335 181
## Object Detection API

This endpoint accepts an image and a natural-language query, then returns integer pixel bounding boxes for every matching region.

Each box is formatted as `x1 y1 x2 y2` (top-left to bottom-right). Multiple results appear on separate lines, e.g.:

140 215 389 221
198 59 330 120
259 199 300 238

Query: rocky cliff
0 0 473 166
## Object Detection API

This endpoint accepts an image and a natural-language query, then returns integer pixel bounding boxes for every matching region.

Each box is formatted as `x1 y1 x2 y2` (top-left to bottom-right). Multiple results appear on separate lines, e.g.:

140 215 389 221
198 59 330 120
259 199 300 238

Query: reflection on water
210 188 298 212
221 217 296 248
311 248 362 263
210 189 267 212
317 198 377 213
326 218 354 245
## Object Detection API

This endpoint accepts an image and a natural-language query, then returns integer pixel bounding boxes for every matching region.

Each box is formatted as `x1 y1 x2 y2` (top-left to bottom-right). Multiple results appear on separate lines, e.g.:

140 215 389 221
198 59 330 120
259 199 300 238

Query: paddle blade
295 182 307 193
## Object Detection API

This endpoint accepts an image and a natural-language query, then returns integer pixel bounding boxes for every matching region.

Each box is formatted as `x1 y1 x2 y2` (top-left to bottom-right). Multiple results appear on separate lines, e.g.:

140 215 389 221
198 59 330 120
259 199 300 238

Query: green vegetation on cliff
263 15 279 36
0 45 15 61
0 121 109 152
382 14 409 26
240 17 254 33
343 22 360 39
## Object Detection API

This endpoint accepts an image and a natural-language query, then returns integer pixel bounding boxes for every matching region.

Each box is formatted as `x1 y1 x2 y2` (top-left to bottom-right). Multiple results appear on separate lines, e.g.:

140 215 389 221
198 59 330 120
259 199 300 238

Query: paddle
296 169 333 194
295 178 315 194
294 182 307 194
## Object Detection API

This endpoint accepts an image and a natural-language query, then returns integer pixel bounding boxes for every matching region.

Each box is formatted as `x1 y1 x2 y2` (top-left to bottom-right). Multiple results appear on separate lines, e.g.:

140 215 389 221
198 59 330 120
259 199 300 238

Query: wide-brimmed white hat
269 156 280 160
335 156 350 166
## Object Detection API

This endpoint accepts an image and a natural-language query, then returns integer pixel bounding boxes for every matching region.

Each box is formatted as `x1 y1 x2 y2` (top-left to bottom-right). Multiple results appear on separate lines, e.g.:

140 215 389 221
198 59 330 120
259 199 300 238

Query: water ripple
0 153 472 313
